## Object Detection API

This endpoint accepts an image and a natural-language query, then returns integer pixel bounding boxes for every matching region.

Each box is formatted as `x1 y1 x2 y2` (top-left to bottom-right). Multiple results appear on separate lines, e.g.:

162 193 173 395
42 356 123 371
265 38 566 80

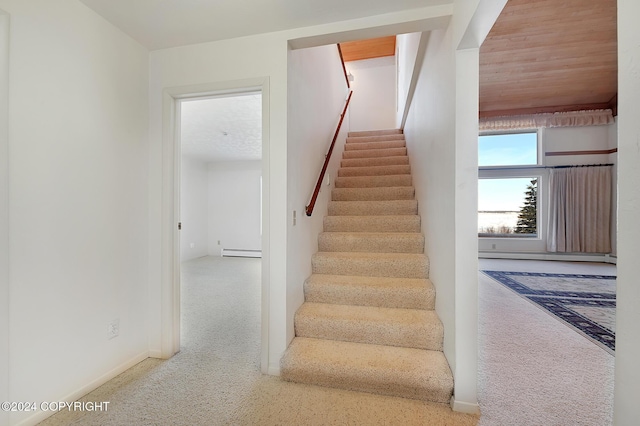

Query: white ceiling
80 0 450 50
180 94 262 163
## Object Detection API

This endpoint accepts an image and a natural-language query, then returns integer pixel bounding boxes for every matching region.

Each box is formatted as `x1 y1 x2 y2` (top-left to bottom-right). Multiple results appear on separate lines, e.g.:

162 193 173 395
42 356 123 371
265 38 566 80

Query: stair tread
344 140 406 150
342 147 407 159
324 215 420 232
306 273 432 290
314 251 427 260
332 186 415 201
295 302 442 350
335 174 412 188
297 302 438 326
328 201 418 216
281 337 453 402
348 129 403 137
338 164 411 177
312 251 429 279
318 232 424 254
341 156 410 167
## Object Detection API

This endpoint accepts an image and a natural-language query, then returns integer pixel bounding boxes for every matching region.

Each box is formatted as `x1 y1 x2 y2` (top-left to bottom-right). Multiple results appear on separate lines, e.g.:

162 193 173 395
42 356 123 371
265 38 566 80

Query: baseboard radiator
221 248 262 258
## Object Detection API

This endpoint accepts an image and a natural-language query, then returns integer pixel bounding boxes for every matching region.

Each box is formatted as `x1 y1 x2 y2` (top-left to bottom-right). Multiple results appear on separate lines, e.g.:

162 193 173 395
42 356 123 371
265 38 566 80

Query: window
479 132 538 167
478 131 540 238
478 178 538 237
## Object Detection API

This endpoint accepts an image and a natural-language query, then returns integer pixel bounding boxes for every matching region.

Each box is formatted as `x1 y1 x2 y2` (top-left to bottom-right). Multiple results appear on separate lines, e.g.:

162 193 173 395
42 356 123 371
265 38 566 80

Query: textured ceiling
180 94 262 163
80 0 451 50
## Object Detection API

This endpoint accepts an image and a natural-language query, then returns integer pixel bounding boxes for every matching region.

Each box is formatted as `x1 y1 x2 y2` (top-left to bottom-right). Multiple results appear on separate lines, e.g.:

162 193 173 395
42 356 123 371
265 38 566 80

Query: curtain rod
480 163 614 172
549 163 614 169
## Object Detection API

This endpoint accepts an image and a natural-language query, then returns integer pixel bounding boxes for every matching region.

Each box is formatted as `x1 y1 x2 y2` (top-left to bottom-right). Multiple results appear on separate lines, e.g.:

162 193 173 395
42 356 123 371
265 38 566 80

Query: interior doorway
177 90 263 354
161 80 269 372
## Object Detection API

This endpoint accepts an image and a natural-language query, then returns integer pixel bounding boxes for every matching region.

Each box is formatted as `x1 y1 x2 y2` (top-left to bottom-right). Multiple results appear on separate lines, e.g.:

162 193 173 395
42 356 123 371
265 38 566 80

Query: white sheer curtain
547 166 612 253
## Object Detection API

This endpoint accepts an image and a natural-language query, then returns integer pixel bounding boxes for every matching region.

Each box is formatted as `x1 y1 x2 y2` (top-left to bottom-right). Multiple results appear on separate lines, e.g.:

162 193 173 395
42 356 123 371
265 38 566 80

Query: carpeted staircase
281 129 454 403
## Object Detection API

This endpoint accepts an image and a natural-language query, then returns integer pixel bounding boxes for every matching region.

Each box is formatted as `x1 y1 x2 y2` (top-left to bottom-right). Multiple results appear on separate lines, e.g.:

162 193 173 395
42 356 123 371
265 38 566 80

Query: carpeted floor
482 270 616 353
477 259 615 426
38 256 614 425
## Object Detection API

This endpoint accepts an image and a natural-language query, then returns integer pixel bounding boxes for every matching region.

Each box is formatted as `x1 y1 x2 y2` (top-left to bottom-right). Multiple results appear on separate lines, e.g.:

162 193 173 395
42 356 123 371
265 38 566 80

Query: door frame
160 77 270 373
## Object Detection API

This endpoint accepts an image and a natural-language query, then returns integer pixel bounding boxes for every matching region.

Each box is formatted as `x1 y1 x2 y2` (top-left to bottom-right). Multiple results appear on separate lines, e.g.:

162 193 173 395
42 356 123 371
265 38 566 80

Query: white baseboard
148 349 163 359
478 251 617 264
451 397 480 415
267 362 280 376
221 248 262 258
17 351 149 426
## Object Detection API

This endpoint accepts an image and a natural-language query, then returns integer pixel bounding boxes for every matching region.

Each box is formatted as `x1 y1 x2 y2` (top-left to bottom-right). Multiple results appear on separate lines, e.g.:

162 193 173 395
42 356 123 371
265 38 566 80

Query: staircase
280 129 454 403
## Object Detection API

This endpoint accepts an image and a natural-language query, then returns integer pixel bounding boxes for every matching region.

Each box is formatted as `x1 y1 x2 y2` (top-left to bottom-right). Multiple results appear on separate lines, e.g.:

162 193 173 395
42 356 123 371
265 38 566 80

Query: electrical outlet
293 210 297 226
190 243 195 248
217 240 220 245
107 319 119 340
492 244 497 250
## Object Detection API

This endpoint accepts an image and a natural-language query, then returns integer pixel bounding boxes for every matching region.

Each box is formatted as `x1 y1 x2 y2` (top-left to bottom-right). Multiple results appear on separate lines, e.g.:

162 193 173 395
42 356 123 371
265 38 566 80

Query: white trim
148 350 163 359
450 396 481 415
160 77 271 373
400 31 430 130
221 249 262 258
16 351 149 426
268 362 281 376
479 251 617 264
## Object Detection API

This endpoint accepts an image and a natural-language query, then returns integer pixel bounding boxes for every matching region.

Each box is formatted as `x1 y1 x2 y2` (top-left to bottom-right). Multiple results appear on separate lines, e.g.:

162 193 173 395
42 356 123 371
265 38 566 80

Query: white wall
287 44 350 346
0 10 8 426
478 124 618 255
615 0 640 423
208 161 262 255
403 24 459 401
180 157 209 261
346 56 396 131
403 0 505 410
396 32 422 127
148 5 453 373
0 0 150 424
148 32 288 371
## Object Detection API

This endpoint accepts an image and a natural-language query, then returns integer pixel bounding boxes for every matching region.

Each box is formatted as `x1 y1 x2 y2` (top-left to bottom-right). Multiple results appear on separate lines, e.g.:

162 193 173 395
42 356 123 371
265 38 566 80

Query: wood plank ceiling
479 0 618 118
340 36 396 62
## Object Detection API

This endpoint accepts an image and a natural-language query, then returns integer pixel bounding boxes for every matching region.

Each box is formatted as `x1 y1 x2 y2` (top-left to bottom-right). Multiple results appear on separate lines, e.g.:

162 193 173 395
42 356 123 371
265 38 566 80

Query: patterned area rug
482 270 616 354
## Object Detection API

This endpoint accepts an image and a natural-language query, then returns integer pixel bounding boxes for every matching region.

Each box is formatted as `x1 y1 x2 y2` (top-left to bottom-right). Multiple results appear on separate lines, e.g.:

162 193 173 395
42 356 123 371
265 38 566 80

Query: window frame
478 129 543 240
478 129 542 169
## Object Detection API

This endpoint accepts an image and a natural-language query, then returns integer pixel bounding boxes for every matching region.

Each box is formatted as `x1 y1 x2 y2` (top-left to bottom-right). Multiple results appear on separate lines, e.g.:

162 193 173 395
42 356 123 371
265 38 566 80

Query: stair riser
343 147 407 159
280 338 453 403
348 129 403 138
318 233 424 254
334 175 412 188
281 367 452 403
327 201 418 216
341 156 409 168
312 255 429 279
295 312 443 351
332 187 415 201
344 140 405 151
323 216 421 232
338 165 411 177
304 279 435 310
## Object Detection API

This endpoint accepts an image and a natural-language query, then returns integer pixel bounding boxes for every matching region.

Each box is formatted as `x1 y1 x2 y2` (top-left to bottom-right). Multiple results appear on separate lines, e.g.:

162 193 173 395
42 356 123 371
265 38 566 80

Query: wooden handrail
305 90 353 216
337 44 350 89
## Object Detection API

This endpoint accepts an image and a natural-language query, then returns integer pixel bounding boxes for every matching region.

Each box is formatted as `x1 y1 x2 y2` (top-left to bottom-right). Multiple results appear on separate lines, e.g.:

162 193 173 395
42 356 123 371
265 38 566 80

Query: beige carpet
281 129 453 403
477 259 615 426
39 256 475 426
38 257 614 425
